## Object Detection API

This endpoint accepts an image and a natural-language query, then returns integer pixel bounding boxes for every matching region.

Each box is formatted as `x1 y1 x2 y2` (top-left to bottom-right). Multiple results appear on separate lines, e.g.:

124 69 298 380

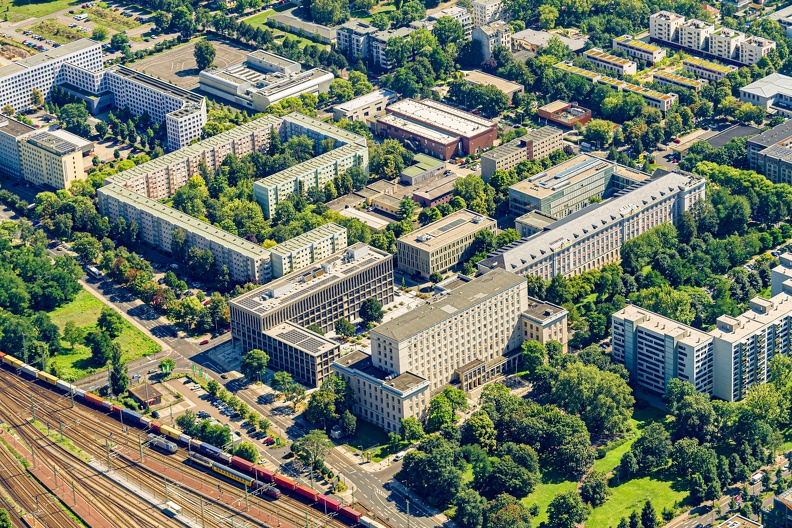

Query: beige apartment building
481 126 563 181
396 209 496 279
583 48 637 76
332 88 398 121
269 223 347 278
679 19 714 50
710 28 745 61
19 131 87 190
471 0 508 27
520 298 569 353
229 243 394 339
649 10 685 43
261 322 342 387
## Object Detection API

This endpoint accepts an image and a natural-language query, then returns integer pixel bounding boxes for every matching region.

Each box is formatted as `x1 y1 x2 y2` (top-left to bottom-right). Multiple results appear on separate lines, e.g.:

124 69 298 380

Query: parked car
199 339 209 345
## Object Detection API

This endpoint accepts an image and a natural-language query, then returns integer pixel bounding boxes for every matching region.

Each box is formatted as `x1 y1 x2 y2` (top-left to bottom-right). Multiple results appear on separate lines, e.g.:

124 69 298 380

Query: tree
443 386 469 413
235 441 259 462
631 422 671 470
580 471 609 506
31 88 44 108
307 324 324 335
310 0 349 25
584 119 613 147
85 330 113 365
98 307 125 339
108 341 129 396
58 103 90 136
63 321 85 350
329 78 355 102
159 357 176 372
91 26 109 41
241 349 269 381
359 298 383 325
427 394 454 432
305 388 338 429
335 318 355 337
620 450 639 478
171 6 196 38
194 40 216 71
272 371 293 393
401 417 425 442
434 16 464 46
453 489 487 528
521 340 546 377
292 429 332 477
399 196 418 220
545 491 589 528
461 410 497 452
484 455 537 498
110 32 130 53
1 104 13 117
538 4 559 28
207 292 228 333
429 271 444 283
642 500 657 528
207 379 221 396
341 410 357 436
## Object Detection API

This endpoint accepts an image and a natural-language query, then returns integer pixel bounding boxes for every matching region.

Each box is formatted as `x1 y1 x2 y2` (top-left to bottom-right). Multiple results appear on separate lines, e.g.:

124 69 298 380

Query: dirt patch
0 44 31 60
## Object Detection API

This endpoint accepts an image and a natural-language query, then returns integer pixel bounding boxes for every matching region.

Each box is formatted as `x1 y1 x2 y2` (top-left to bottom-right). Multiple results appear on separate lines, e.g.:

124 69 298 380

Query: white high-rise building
471 0 508 27
679 19 714 51
649 11 685 43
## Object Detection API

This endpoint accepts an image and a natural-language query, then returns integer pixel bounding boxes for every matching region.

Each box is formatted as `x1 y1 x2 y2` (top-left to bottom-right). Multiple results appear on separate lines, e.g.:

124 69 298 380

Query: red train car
111 404 123 415
231 456 255 473
339 506 362 523
295 484 318 502
149 421 161 433
338 506 363 522
83 392 105 408
0 351 6 360
274 474 297 491
253 465 276 483
318 495 341 512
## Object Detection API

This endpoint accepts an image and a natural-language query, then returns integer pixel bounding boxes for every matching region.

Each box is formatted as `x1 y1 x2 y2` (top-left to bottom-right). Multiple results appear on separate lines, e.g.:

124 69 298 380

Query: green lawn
351 3 394 20
24 20 83 44
521 472 579 525
242 9 275 30
2 0 82 22
49 290 161 381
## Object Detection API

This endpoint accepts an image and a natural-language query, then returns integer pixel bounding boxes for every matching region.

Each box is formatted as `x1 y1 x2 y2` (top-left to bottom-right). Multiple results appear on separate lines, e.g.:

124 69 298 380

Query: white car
393 451 407 461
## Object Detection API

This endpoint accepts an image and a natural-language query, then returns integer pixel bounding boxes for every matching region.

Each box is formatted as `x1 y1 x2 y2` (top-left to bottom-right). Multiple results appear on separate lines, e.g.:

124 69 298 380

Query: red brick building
374 99 496 160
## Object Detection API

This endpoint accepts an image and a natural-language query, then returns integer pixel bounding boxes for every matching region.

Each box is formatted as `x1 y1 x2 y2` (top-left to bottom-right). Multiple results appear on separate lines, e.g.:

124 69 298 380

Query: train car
213 463 256 487
231 456 255 474
295 484 318 502
147 434 178 454
178 434 191 445
339 506 362 523
252 464 276 483
20 365 38 378
159 425 182 441
37 371 58 385
198 442 220 457
55 380 74 392
139 416 152 428
121 408 142 424
0 351 6 360
188 452 214 468
149 421 161 434
216 451 233 464
261 486 281 499
100 399 113 411
3 355 22 368
361 516 388 528
274 474 297 491
111 404 123 415
74 388 86 398
318 495 341 512
83 392 105 408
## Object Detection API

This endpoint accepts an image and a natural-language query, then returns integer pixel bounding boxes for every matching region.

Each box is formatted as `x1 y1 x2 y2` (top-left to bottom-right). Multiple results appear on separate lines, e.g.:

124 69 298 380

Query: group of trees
304 375 356 434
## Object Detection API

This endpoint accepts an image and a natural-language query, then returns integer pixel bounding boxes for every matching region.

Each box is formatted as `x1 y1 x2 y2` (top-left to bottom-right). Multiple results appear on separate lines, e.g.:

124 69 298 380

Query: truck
164 502 182 517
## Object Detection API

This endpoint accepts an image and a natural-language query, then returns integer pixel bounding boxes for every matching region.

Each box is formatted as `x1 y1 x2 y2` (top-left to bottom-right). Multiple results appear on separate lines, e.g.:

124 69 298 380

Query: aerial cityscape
4 0 792 525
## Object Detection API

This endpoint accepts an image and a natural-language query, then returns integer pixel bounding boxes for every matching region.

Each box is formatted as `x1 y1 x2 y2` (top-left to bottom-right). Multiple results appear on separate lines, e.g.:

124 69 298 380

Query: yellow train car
3 355 23 368
159 425 181 441
37 371 59 385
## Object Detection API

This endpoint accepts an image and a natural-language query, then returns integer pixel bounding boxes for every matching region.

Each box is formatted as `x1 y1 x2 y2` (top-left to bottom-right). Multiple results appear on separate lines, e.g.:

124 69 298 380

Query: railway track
0 371 352 528
0 431 80 528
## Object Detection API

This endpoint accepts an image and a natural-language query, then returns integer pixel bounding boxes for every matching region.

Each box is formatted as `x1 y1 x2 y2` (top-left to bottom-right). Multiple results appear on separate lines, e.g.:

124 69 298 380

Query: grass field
351 3 394 20
25 20 83 44
49 290 161 381
83 6 141 32
242 9 275 29
1 0 82 23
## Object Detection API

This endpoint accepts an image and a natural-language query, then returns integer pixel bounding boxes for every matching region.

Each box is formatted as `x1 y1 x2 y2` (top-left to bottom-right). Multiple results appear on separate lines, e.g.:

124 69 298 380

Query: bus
87 266 103 279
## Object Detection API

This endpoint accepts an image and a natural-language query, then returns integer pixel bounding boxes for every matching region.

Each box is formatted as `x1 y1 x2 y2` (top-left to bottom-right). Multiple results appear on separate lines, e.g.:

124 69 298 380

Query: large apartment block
472 22 512 61
479 171 706 279
396 209 496 279
612 305 714 396
471 0 508 27
0 118 36 178
261 322 342 387
481 126 563 181
229 243 394 338
682 57 738 81
98 184 272 283
520 298 568 353
649 10 775 65
612 35 666 64
771 253 792 297
19 131 87 190
269 223 347 278
554 63 678 111
746 118 792 182
583 48 637 76
508 154 649 218
335 21 417 70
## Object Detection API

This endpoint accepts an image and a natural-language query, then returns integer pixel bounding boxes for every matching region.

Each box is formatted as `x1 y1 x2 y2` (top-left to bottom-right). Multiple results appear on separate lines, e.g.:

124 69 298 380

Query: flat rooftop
711 292 792 343
248 49 300 69
254 142 366 189
25 131 81 155
0 38 100 79
109 65 204 104
107 115 283 187
378 114 458 144
614 304 712 348
269 223 346 256
510 154 648 199
653 71 707 89
683 57 738 74
373 269 525 342
748 119 792 148
398 209 494 250
511 28 588 51
49 128 94 151
334 88 396 113
412 174 458 200
740 73 792 99
99 183 270 260
515 210 557 230
264 321 339 356
481 171 704 273
584 48 635 67
269 13 337 40
333 350 428 394
0 117 35 138
716 515 762 528
462 70 523 93
283 112 366 146
614 35 663 53
230 243 391 316
484 139 525 161
651 10 684 20
522 298 566 323
387 99 495 138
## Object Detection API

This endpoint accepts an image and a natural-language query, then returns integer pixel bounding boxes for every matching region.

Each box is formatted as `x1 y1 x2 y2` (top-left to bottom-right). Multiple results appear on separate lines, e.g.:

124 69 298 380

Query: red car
199 339 209 345
203 299 211 306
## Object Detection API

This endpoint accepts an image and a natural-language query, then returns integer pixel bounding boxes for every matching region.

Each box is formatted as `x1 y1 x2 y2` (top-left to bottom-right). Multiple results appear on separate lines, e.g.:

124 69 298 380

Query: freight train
0 351 363 524
188 452 282 499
